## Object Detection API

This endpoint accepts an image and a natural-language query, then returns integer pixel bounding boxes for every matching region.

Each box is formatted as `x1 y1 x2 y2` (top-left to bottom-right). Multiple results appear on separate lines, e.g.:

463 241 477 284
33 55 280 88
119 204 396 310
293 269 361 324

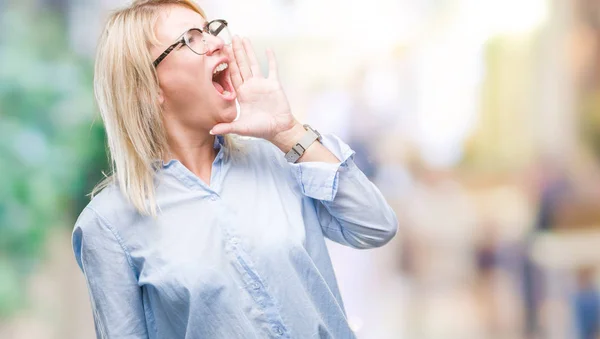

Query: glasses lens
184 29 206 54
208 20 232 45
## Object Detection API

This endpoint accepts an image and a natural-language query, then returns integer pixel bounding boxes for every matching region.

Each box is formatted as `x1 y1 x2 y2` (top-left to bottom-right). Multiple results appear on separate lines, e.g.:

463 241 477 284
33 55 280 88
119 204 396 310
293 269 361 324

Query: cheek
174 66 204 89
160 55 208 89
181 55 209 85
160 67 208 100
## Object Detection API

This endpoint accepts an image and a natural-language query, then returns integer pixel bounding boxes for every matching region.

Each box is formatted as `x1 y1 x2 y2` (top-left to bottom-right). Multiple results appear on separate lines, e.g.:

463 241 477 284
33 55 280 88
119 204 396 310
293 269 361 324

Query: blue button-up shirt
72 134 398 339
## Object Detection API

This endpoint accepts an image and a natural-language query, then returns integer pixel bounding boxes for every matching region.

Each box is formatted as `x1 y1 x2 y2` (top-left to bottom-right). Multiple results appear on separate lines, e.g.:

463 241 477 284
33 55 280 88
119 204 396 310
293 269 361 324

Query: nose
204 34 225 55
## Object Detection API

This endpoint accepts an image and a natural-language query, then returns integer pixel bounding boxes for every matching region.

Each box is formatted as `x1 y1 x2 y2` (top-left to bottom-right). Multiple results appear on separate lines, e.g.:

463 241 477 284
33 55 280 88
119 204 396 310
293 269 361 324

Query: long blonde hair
92 0 229 216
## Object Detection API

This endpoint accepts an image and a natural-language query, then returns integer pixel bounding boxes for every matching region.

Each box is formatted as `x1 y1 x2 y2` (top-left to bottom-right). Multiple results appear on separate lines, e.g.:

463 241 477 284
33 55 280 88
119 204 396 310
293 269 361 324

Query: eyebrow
180 20 208 31
164 19 209 45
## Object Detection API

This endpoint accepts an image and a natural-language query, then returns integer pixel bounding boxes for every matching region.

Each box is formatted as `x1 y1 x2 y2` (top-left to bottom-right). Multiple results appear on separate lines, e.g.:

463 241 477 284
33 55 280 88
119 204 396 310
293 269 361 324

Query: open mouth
212 62 235 100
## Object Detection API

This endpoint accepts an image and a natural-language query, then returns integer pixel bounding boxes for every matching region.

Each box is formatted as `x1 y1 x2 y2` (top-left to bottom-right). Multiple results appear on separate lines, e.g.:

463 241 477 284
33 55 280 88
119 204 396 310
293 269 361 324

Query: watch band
284 124 322 163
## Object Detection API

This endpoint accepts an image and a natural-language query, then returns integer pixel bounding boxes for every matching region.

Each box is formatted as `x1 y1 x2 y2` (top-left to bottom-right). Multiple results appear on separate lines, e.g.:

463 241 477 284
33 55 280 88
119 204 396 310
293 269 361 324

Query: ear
158 88 165 105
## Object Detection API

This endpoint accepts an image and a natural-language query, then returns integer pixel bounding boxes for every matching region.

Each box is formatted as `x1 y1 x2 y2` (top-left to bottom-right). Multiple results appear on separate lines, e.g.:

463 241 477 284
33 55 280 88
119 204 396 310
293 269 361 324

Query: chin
217 103 238 123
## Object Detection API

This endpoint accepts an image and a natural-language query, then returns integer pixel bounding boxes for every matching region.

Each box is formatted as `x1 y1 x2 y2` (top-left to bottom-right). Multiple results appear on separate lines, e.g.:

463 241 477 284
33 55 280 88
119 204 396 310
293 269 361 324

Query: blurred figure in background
573 267 600 339
523 158 569 338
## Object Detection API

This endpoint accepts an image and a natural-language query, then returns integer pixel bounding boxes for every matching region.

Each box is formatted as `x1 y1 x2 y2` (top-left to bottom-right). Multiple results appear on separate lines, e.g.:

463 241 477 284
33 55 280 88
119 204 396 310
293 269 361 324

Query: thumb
210 121 252 136
210 122 236 136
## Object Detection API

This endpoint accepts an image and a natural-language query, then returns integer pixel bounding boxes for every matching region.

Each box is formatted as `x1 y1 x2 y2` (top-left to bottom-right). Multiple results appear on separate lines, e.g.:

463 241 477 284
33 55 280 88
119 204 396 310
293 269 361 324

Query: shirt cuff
289 134 356 202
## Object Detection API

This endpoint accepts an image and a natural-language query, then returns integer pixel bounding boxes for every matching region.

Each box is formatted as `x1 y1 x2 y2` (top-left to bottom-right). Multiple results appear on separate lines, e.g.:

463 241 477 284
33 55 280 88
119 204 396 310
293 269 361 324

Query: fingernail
209 130 214 135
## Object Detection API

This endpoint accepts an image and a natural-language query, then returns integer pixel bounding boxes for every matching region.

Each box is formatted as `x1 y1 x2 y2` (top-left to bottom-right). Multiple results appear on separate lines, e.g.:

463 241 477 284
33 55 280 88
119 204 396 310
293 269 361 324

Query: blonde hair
92 0 232 216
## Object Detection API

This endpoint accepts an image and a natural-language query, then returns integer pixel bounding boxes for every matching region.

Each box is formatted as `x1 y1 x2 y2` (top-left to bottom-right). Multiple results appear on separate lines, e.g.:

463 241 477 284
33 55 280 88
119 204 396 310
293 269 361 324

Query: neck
163 119 217 184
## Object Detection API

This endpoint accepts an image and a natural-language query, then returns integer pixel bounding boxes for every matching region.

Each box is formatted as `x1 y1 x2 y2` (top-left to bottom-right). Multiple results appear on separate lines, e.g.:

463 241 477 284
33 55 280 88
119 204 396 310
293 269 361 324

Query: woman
72 0 398 338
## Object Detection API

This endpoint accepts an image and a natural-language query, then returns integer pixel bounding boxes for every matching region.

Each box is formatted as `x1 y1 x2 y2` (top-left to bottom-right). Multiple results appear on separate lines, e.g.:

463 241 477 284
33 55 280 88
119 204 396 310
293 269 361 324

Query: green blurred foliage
0 4 108 317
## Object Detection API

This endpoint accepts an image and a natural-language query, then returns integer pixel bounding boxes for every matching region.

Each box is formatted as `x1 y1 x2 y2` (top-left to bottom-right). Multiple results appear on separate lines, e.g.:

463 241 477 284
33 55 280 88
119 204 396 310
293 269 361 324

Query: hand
210 36 300 142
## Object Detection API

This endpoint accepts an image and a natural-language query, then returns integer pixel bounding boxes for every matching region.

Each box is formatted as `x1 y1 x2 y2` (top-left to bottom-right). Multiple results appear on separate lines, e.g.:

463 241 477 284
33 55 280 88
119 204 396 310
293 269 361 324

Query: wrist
270 122 306 153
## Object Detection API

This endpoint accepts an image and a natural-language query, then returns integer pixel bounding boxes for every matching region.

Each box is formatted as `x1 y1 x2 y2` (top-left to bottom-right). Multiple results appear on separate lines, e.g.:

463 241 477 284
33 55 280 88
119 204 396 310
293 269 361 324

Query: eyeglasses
153 19 232 67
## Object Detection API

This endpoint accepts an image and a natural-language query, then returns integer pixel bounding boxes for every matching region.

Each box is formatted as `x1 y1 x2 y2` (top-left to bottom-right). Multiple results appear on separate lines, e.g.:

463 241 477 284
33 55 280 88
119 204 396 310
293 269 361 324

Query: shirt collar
155 135 225 169
213 134 225 150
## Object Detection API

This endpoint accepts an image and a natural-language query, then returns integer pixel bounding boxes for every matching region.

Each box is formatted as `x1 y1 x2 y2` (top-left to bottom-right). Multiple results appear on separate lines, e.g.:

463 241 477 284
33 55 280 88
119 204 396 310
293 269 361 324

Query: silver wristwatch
284 124 322 163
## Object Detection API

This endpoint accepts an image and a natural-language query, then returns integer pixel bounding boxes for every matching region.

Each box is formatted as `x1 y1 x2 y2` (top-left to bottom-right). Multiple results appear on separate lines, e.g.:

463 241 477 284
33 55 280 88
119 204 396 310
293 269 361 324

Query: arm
72 207 149 339
273 128 399 249
206 37 397 248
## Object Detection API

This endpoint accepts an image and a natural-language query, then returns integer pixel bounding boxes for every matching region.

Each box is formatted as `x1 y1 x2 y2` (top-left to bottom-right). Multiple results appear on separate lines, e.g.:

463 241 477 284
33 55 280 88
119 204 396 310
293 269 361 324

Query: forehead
155 5 207 42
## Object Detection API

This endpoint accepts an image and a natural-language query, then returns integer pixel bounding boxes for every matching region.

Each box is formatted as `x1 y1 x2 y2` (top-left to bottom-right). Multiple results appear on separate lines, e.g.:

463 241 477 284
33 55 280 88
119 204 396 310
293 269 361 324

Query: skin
152 5 339 185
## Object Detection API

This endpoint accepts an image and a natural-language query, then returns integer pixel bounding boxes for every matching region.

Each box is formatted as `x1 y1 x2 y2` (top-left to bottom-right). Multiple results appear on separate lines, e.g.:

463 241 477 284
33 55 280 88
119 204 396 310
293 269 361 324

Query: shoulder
78 183 138 229
71 184 126 269
71 183 138 253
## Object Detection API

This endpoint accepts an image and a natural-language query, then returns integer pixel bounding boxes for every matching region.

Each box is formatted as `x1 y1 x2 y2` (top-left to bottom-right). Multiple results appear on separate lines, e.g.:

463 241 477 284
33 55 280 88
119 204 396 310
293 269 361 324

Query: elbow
352 226 397 249
384 215 399 244
373 209 399 247
349 208 399 249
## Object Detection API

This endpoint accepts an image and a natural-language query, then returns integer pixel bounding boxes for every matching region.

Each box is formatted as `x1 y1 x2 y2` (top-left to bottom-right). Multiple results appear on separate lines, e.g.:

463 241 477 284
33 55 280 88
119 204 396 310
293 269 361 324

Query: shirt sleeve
289 134 398 249
72 207 149 339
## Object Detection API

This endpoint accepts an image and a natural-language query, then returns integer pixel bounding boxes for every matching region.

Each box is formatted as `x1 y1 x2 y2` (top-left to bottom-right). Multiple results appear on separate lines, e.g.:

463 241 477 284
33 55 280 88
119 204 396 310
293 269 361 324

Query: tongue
212 80 224 94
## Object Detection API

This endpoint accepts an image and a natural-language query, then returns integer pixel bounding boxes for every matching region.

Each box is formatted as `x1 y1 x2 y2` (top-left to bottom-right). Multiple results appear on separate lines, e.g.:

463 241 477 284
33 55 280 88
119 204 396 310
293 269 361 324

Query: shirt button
273 326 284 336
210 195 217 201
251 282 260 290
230 238 239 245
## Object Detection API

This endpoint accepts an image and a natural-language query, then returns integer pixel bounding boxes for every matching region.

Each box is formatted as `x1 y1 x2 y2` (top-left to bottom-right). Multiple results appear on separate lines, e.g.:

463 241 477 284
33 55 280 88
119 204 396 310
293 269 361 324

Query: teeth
222 90 231 96
213 62 228 75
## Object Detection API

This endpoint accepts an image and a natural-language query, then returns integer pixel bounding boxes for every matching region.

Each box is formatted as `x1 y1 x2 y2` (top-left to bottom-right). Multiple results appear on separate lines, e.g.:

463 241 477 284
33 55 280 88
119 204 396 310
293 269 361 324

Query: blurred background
1 0 600 338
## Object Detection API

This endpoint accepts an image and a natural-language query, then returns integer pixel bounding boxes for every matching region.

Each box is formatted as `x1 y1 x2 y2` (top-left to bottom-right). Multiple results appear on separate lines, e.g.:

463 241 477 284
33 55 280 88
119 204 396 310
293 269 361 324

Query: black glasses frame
153 19 229 68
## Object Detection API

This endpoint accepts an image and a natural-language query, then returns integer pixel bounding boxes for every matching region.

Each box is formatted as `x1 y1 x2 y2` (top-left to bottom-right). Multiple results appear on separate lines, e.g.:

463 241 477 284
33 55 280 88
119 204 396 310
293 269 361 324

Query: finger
210 122 235 136
232 35 252 81
225 45 243 91
210 121 250 136
242 37 263 77
266 48 279 81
